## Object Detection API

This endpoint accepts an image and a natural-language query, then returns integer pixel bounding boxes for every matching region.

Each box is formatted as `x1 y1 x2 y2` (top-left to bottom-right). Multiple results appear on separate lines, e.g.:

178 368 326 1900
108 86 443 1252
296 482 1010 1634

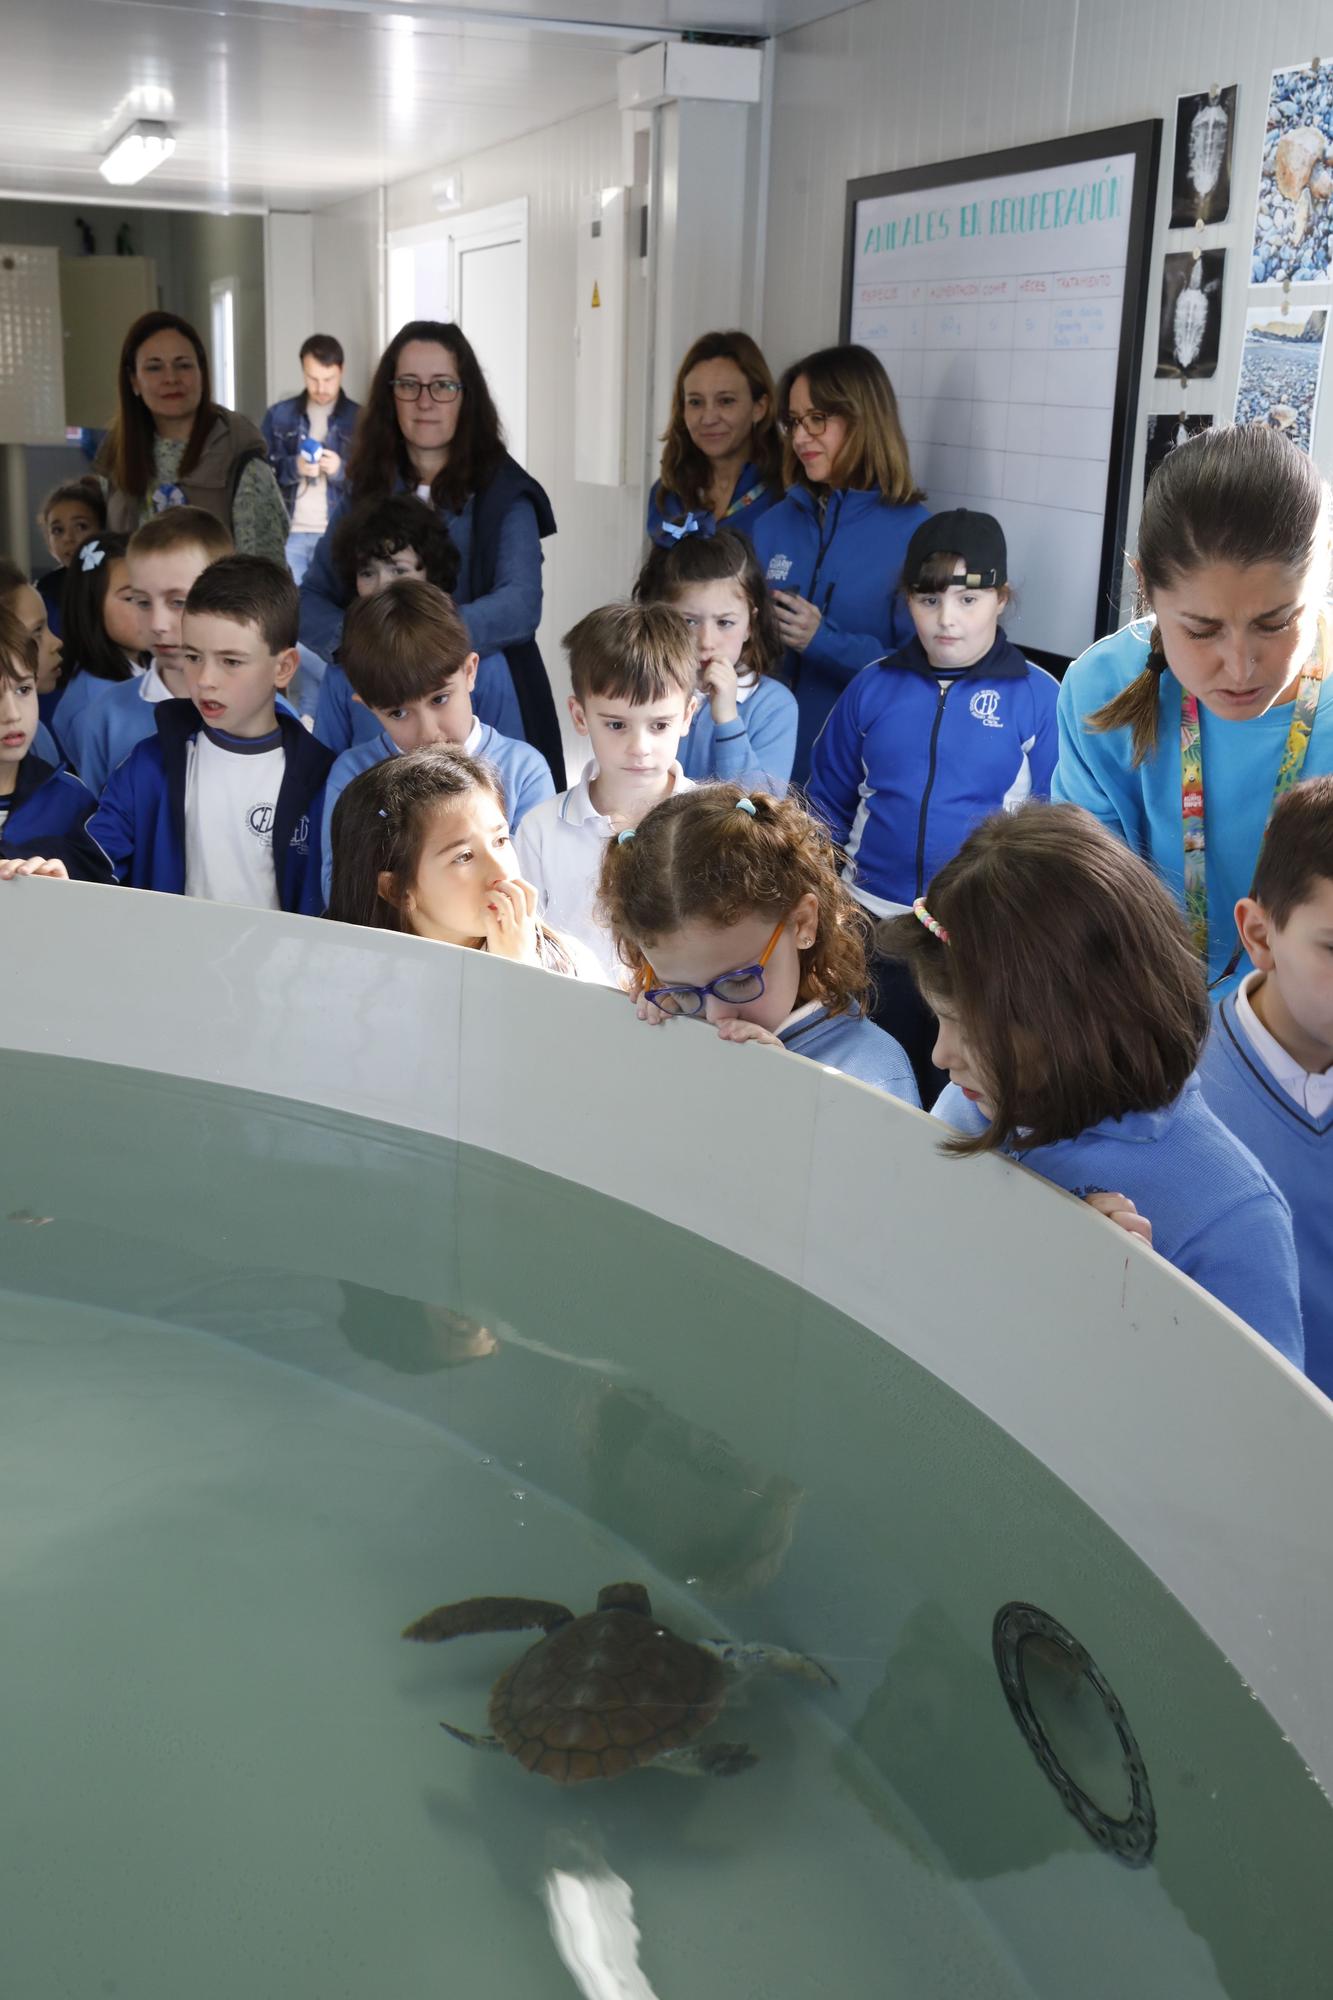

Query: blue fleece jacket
1052 620 1333 989
320 721 555 902
778 1003 920 1103
1198 992 1333 1398
932 1076 1305 1367
88 699 334 914
312 649 523 757
646 462 784 547
678 676 799 794
751 485 931 783
1 754 112 882
808 632 1060 908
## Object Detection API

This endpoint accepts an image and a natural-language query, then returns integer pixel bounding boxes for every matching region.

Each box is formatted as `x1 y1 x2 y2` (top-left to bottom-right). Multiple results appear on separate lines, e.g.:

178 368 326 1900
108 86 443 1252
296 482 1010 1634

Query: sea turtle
402 1580 836 1784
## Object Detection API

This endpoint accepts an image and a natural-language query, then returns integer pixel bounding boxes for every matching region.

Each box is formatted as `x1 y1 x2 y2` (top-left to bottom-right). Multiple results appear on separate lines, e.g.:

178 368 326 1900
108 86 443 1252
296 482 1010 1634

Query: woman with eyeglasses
752 344 930 784
99 312 289 564
298 320 564 784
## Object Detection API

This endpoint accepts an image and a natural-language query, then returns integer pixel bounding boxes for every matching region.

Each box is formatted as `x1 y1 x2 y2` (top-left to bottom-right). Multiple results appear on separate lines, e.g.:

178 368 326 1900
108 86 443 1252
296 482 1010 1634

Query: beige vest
103 410 268 534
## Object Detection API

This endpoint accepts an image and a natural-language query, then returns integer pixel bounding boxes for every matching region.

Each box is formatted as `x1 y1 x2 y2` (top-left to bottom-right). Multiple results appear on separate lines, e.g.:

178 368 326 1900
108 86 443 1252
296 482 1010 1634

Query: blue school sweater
1052 620 1333 989
808 632 1059 909
88 699 334 915
932 1077 1304 1366
311 650 523 756
49 667 121 758
319 721 554 902
678 676 799 795
0 753 113 882
778 1003 920 1104
645 463 784 546
1197 992 1333 1397
751 485 932 784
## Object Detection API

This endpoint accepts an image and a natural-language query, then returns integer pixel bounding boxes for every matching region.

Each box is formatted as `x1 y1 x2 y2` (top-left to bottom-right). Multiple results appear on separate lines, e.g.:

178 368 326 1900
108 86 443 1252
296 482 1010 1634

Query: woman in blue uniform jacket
646 330 784 548
297 320 564 785
752 344 930 785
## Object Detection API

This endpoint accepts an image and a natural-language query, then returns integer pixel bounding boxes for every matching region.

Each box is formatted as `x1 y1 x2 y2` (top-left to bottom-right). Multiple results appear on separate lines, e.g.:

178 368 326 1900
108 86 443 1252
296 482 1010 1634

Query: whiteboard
842 125 1160 664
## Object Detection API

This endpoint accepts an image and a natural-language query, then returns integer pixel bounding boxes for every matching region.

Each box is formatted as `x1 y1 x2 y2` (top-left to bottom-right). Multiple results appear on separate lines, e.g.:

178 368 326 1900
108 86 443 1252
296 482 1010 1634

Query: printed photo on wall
1156 251 1225 380
1171 86 1236 226
1252 61 1333 282
1235 305 1328 451
1144 414 1213 488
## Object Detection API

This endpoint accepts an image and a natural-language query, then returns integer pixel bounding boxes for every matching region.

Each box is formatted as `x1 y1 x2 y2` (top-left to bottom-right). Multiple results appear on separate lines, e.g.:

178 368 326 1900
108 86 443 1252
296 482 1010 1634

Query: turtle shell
489 1608 727 1784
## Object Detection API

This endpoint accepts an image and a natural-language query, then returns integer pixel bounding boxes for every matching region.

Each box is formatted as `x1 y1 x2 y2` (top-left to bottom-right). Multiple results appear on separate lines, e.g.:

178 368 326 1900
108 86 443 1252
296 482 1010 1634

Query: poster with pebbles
1252 62 1333 282
1156 251 1225 379
1144 414 1213 489
1234 306 1327 451
1171 86 1236 227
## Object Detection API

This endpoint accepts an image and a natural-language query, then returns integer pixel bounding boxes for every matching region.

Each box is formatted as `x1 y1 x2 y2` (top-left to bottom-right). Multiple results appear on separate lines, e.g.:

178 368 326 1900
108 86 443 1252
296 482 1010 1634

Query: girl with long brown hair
752 343 930 783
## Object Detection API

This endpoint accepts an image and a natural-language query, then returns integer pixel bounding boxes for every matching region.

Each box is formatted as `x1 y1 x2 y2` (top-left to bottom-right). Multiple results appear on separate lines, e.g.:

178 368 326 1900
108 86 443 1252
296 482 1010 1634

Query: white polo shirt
1236 970 1333 1117
514 760 695 984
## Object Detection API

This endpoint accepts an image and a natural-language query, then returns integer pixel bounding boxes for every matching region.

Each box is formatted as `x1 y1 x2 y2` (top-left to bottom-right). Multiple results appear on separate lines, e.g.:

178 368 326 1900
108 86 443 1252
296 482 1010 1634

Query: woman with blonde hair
753 343 929 782
647 330 783 546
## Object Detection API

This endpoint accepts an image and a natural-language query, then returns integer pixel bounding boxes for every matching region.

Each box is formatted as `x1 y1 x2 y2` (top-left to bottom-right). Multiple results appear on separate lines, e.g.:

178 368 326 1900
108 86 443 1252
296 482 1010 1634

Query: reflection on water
2 1050 1333 1998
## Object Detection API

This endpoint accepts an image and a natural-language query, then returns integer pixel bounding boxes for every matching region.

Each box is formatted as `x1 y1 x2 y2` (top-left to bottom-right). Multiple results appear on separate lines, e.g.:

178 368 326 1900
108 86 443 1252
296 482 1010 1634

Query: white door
454 235 526 464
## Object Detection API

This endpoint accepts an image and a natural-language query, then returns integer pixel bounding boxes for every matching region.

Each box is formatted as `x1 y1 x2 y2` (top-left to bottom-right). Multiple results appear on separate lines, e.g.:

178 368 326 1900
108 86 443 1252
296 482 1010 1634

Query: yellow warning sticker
591 282 601 308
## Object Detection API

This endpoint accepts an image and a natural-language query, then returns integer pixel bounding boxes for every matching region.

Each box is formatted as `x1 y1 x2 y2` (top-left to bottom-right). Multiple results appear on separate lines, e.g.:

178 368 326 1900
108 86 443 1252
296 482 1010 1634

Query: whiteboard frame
841 121 1162 671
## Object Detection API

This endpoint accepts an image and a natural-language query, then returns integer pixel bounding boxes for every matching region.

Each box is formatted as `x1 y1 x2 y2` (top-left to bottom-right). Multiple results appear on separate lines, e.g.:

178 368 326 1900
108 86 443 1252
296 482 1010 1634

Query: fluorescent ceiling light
99 121 176 187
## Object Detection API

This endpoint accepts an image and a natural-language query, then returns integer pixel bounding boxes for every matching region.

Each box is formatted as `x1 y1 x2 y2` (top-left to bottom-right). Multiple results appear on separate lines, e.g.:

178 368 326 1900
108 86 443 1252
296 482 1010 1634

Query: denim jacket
261 390 361 513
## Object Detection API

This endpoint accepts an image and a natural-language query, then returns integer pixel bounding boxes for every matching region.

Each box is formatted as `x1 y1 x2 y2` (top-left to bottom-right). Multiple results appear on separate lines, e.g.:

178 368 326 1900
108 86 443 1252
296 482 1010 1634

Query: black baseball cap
903 510 1008 590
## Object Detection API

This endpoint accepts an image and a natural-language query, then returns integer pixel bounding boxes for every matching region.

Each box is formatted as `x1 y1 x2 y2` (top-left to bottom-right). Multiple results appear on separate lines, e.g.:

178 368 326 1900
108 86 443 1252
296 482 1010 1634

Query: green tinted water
2 1051 1331 1997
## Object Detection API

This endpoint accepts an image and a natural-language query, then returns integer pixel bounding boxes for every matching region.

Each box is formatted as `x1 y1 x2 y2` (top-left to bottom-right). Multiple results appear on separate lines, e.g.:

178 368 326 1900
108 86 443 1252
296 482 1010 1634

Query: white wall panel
763 0 1333 617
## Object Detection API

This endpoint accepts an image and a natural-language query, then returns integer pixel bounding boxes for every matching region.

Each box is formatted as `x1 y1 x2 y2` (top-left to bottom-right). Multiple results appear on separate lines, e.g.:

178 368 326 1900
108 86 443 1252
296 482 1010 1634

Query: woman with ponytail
1053 424 1333 986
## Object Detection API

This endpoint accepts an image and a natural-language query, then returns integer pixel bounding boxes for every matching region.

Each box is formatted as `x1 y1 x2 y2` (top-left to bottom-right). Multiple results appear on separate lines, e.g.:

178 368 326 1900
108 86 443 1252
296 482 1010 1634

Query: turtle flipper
402 1595 575 1643
698 1639 838 1690
656 1741 757 1778
440 1721 506 1753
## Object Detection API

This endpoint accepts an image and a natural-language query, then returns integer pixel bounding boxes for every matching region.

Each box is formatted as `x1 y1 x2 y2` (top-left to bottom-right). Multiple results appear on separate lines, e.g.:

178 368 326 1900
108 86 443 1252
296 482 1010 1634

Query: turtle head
597 1581 652 1617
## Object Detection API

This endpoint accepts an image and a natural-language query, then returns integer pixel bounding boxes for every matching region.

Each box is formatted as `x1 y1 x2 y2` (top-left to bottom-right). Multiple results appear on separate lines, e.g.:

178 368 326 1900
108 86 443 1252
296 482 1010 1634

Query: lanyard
1179 612 1328 963
721 477 770 519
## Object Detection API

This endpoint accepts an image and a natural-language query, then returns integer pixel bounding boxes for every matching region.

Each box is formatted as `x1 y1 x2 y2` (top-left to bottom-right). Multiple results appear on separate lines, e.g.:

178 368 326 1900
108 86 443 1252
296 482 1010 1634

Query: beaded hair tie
912 896 950 943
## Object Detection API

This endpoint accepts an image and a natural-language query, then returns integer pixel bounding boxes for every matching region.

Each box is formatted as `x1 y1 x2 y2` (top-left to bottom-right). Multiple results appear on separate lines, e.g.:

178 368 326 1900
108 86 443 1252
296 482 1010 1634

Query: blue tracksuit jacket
1 753 112 882
807 631 1060 908
87 699 334 914
752 484 932 783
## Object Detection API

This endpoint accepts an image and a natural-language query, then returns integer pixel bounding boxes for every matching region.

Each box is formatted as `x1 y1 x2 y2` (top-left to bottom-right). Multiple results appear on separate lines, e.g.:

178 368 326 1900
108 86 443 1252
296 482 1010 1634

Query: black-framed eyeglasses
642 919 787 1017
777 409 830 438
391 376 463 404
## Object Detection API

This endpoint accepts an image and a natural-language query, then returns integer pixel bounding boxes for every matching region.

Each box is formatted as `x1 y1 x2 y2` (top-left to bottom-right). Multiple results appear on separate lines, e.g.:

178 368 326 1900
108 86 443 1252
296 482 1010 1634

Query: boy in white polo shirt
515 602 699 982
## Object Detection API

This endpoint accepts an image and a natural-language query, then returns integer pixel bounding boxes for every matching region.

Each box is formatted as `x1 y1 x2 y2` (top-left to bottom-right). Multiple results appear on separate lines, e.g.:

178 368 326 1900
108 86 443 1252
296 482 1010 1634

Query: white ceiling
0 0 852 214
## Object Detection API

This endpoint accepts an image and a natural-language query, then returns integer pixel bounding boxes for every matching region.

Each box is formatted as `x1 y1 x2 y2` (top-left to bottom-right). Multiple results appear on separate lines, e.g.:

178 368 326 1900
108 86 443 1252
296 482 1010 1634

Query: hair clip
735 797 757 816
659 514 701 543
616 827 636 844
377 808 389 820
912 896 950 943
79 542 106 573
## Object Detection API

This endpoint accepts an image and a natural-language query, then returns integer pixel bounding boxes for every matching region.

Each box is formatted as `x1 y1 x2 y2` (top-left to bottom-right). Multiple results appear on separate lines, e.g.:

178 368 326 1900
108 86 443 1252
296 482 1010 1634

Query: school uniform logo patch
247 803 275 838
765 554 793 584
969 688 1002 728
289 815 310 853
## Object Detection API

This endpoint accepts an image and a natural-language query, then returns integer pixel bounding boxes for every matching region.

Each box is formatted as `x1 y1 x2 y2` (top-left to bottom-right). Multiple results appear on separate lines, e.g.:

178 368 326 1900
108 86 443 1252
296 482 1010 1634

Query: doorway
385 199 528 464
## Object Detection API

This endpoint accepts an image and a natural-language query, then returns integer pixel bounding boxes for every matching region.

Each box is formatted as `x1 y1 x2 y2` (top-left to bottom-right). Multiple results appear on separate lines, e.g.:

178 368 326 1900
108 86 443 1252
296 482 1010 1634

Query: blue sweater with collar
1 753 112 882
677 676 799 795
751 484 931 783
778 1003 920 1104
87 699 334 914
1053 619 1333 989
932 1076 1304 1368
1197 992 1333 1397
807 630 1059 908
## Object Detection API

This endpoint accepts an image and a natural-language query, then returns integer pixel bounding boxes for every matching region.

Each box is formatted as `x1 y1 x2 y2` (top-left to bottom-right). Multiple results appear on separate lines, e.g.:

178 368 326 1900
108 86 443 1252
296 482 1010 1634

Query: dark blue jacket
298 453 564 784
646 461 784 547
261 390 361 513
752 485 931 784
1 753 113 882
87 700 334 914
807 632 1060 908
